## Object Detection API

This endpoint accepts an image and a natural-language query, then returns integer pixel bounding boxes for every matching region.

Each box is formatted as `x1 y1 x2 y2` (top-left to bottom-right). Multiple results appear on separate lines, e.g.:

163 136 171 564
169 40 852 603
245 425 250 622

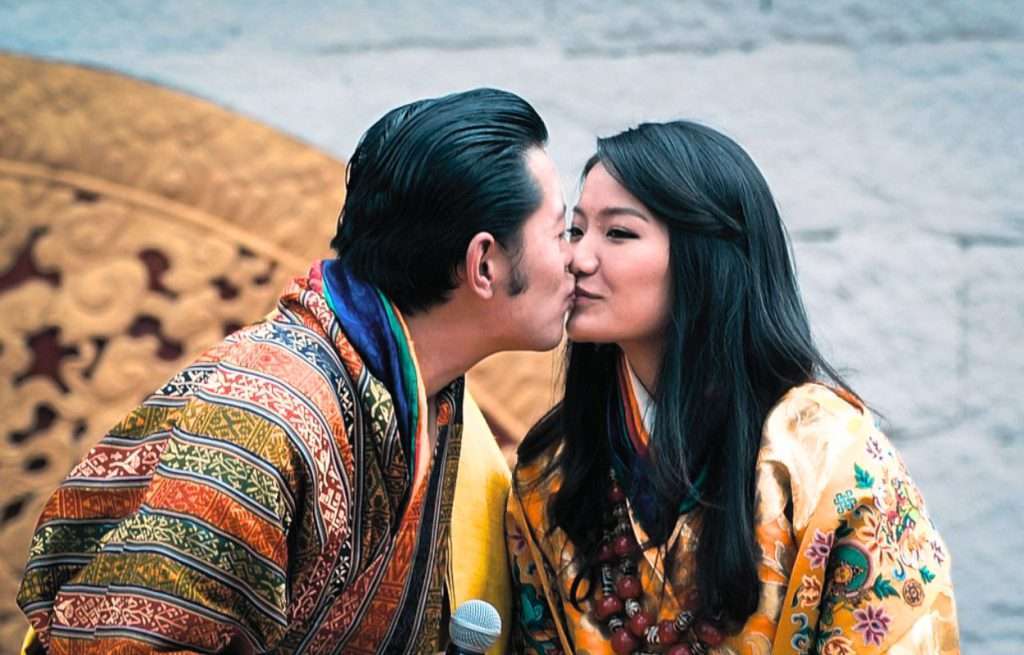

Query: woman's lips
574 286 601 301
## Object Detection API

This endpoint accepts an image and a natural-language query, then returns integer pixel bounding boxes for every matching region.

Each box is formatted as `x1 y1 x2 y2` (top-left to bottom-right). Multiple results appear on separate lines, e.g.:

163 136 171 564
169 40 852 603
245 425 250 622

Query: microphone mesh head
450 599 502 652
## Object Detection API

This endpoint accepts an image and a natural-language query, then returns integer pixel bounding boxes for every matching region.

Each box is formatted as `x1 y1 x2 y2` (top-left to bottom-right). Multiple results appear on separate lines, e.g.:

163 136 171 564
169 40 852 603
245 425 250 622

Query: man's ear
464 232 498 300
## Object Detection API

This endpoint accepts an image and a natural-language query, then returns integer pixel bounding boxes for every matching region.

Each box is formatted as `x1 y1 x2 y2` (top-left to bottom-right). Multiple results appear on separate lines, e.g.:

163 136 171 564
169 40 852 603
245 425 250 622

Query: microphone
446 599 502 655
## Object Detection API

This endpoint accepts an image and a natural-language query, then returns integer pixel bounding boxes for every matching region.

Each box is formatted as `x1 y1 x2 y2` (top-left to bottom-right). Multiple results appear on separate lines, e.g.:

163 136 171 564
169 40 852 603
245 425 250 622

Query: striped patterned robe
18 265 465 654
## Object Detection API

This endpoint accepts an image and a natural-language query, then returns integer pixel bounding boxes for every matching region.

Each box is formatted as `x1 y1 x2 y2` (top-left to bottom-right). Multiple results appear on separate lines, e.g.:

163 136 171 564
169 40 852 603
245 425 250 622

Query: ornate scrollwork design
0 53 346 649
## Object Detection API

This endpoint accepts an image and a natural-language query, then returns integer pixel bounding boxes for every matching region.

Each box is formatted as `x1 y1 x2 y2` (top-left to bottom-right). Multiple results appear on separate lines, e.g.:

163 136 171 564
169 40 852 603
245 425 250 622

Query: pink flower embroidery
821 635 856 655
866 436 884 461
853 605 891 646
805 529 834 570
858 509 898 566
795 575 822 607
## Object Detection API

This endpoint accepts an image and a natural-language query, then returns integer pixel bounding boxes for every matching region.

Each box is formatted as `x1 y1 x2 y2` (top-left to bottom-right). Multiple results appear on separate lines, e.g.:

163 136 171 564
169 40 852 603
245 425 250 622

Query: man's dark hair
331 88 549 314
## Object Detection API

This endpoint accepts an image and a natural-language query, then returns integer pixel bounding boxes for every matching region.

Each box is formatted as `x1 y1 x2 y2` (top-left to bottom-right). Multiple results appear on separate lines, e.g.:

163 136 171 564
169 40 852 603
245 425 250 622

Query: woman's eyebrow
573 205 649 222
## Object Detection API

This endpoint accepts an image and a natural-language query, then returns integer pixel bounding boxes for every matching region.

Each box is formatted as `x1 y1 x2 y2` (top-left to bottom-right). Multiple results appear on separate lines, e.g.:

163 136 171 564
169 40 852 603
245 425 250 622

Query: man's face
497 148 574 351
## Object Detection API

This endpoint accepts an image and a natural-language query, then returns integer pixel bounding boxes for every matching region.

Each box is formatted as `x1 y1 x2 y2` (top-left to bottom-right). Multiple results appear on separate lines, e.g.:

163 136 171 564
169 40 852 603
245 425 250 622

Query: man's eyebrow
572 206 649 222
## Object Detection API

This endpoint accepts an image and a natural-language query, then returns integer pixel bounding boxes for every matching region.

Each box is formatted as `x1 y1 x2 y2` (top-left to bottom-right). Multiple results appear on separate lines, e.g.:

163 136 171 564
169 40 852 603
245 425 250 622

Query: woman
506 121 958 654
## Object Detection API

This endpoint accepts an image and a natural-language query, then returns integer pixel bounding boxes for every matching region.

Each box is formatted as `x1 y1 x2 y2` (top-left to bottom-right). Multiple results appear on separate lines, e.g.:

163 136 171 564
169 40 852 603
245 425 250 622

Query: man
18 88 573 653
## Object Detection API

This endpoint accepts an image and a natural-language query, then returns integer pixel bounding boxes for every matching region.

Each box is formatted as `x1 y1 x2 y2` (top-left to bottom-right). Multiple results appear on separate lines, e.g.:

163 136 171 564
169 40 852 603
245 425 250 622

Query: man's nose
561 238 574 273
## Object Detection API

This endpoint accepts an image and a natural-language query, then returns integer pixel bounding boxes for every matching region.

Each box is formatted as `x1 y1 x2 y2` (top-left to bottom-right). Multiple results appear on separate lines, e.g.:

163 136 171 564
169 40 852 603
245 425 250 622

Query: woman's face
567 163 672 349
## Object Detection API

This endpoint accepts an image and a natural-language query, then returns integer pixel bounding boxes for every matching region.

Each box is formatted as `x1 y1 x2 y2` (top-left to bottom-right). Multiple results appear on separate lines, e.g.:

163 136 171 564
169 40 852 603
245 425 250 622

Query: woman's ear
464 232 497 300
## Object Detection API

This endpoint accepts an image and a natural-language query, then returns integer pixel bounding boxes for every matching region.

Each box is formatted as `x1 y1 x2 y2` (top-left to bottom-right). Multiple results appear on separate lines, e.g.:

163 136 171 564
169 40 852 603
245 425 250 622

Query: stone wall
2 2 1021 651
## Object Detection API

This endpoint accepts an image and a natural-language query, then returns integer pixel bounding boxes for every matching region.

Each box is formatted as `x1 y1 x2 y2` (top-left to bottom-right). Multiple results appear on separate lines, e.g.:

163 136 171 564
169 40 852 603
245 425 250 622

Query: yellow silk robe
507 384 959 654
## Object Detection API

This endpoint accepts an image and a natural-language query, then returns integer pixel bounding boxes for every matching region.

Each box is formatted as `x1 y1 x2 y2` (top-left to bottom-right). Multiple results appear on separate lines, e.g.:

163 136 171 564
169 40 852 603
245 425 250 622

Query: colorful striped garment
18 261 482 654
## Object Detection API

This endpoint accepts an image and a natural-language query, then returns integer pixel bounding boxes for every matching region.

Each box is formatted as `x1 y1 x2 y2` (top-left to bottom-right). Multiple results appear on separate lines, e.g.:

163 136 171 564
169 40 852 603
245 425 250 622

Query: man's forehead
554 200 567 222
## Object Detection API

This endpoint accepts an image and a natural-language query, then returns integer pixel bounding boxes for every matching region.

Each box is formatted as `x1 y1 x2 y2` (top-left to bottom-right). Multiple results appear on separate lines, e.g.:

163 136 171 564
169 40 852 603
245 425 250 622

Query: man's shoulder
199 317 351 385
152 318 354 437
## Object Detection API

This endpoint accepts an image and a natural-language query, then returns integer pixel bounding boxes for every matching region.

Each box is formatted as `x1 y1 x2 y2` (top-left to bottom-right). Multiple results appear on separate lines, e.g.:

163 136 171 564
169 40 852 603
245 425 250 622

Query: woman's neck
619 337 665 397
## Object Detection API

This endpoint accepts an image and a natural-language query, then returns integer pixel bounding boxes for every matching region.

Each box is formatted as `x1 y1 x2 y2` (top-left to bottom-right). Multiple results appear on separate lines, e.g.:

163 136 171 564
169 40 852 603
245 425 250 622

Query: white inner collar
624 357 657 436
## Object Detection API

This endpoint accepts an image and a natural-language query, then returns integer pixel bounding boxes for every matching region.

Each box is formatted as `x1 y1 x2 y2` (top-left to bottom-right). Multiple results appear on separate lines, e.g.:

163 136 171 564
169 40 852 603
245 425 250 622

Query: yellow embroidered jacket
507 384 959 654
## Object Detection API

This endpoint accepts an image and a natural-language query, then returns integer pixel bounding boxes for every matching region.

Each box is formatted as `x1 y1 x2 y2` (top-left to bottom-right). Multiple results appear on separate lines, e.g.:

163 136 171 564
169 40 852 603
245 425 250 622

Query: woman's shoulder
757 382 881 529
760 382 874 462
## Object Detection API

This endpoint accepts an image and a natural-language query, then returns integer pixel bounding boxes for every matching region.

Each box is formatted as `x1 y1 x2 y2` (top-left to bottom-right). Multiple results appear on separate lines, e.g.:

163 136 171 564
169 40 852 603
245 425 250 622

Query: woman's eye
566 226 584 240
607 228 637 239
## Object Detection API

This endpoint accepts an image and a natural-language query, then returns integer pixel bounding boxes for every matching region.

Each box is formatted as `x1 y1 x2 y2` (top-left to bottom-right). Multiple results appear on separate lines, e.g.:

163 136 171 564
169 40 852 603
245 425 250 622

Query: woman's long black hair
517 121 856 628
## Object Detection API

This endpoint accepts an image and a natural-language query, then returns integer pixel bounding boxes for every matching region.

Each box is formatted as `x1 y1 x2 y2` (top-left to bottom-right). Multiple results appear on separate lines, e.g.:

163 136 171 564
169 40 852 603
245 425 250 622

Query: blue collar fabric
320 259 417 475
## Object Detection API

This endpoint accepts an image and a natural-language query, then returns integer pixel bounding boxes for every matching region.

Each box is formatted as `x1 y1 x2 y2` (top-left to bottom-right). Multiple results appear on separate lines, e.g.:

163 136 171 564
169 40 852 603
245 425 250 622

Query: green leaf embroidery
920 566 936 584
872 574 900 600
854 463 875 489
836 519 853 540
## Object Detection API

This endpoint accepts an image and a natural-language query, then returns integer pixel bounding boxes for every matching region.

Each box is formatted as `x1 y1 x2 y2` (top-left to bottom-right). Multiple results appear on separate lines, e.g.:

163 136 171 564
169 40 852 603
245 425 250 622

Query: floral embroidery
820 634 856 655
807 455 953 649
856 508 898 566
794 575 822 607
827 542 872 599
866 436 884 461
899 528 928 569
902 579 924 607
852 605 891 646
871 488 894 521
510 553 564 653
805 529 834 570
507 522 527 555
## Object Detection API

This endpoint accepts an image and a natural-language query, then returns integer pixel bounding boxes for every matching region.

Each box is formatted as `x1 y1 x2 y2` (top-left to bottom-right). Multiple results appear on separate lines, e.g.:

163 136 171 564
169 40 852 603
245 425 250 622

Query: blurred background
0 2 1021 653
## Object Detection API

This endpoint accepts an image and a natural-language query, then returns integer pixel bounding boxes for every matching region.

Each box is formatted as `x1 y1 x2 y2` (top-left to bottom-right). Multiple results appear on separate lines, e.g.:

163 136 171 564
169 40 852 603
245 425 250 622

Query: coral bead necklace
591 476 725 655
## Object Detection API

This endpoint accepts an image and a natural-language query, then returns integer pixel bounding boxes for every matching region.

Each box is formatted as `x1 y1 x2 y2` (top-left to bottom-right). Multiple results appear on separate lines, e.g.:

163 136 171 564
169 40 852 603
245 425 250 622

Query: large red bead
657 619 681 645
610 627 639 654
696 621 725 647
666 645 693 655
612 534 638 557
597 541 615 563
608 484 626 504
595 594 624 620
615 575 641 599
627 610 655 637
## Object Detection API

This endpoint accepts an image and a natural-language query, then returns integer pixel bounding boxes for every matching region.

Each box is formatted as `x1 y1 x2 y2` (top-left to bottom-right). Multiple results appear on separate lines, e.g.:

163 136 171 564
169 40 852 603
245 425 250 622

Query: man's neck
404 303 493 399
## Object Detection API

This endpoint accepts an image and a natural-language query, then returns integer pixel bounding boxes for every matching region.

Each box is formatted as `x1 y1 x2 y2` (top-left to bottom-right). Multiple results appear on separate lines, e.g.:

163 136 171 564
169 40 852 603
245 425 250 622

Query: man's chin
521 326 566 353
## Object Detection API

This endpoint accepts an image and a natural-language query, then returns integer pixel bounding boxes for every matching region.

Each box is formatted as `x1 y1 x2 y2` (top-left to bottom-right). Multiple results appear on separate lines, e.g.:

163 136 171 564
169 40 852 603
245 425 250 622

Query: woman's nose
569 238 597 276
